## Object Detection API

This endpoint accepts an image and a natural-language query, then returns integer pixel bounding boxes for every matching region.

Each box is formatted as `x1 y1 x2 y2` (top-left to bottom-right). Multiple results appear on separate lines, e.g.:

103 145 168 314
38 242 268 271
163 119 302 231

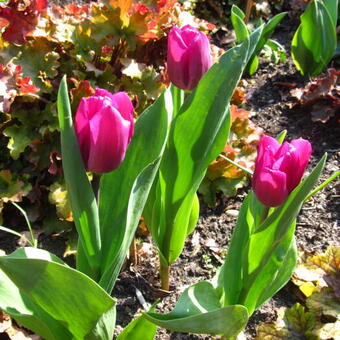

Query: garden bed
0 0 339 339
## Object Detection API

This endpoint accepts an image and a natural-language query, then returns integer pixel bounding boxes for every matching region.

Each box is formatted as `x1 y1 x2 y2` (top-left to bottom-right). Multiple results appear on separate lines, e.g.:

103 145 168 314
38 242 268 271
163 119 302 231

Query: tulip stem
91 173 101 203
260 205 270 224
219 154 253 176
171 85 185 117
160 261 170 291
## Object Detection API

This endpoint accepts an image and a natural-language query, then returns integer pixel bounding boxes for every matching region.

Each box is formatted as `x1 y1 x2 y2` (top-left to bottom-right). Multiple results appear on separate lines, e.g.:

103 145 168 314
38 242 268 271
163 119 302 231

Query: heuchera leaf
0 0 47 44
0 63 39 112
255 303 320 340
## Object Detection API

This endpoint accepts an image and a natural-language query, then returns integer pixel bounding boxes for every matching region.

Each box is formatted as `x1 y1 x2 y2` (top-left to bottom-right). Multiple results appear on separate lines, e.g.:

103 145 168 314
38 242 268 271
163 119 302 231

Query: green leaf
247 55 259 75
323 0 338 26
292 0 337 76
3 125 39 160
0 248 116 340
254 12 287 56
57 75 101 280
145 281 248 336
117 308 157 340
231 5 249 42
255 236 298 308
218 154 327 315
98 86 173 293
13 38 60 92
145 28 263 267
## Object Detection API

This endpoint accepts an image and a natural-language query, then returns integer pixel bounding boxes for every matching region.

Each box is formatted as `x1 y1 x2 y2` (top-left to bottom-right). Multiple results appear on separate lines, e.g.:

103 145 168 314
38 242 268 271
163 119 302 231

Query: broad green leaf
186 193 200 235
255 236 298 308
219 154 327 314
146 28 263 266
0 249 116 340
292 0 337 76
216 191 263 305
145 282 248 336
231 5 249 42
57 75 101 280
0 268 72 340
98 87 173 293
0 248 71 340
117 308 157 340
323 0 338 26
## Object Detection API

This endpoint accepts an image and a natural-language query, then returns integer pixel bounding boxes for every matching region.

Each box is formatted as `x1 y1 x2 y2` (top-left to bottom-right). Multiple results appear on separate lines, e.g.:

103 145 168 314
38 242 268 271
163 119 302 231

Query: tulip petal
109 92 135 141
180 25 200 46
289 139 312 190
87 106 131 173
253 168 288 207
168 27 188 62
253 136 280 184
167 25 212 90
186 32 213 90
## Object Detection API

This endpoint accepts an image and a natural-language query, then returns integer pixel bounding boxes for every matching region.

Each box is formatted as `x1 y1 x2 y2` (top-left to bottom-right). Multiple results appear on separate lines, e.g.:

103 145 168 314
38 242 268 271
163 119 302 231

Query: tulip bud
252 136 312 207
75 89 134 173
167 25 213 90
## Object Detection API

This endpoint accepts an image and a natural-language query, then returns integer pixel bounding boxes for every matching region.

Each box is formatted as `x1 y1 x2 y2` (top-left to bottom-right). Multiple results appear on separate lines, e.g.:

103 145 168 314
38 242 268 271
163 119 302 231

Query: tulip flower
167 25 213 90
253 136 312 207
75 89 134 173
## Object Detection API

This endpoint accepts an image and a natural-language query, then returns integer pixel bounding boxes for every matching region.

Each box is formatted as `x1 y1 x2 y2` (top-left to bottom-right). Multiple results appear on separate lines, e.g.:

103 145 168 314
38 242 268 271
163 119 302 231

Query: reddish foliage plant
0 0 47 43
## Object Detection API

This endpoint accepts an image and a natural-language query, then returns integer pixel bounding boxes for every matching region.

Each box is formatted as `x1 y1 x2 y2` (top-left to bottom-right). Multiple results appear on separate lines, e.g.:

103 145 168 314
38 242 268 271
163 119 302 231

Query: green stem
304 170 340 202
91 173 101 203
0 226 34 247
160 261 170 291
260 205 270 224
11 202 37 248
171 85 185 117
219 154 253 175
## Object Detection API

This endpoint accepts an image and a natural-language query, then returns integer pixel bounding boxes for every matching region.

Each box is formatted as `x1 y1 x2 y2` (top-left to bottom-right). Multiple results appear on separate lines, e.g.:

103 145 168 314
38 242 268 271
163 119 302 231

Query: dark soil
0 2 339 340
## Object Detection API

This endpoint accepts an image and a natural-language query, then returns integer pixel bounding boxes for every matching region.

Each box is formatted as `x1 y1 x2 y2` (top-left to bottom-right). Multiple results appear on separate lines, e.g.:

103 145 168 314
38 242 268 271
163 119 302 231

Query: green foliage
0 247 116 340
57 76 101 280
231 5 287 75
291 0 338 76
143 27 264 271
98 86 173 293
117 308 157 340
145 282 248 337
0 0 179 229
217 153 327 315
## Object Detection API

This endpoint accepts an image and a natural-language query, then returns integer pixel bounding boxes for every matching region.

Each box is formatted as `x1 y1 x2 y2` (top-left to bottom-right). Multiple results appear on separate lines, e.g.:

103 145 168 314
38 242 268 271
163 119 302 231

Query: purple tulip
252 136 312 207
167 25 213 90
75 89 134 173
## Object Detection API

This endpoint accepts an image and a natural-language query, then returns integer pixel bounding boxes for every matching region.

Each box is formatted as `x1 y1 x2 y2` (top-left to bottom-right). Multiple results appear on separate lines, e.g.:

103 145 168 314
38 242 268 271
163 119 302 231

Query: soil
0 1 339 340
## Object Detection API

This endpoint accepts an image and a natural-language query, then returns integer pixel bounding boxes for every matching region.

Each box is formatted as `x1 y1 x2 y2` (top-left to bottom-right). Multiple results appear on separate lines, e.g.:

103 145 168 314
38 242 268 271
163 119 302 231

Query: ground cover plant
0 0 339 339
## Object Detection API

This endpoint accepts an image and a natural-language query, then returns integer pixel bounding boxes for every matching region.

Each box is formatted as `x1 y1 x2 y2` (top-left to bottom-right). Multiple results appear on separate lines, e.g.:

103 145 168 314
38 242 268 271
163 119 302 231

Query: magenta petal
186 33 212 89
290 139 312 169
75 98 92 164
253 136 279 182
180 25 200 46
167 24 212 90
253 169 288 207
168 27 188 62
86 106 131 173
288 139 312 190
